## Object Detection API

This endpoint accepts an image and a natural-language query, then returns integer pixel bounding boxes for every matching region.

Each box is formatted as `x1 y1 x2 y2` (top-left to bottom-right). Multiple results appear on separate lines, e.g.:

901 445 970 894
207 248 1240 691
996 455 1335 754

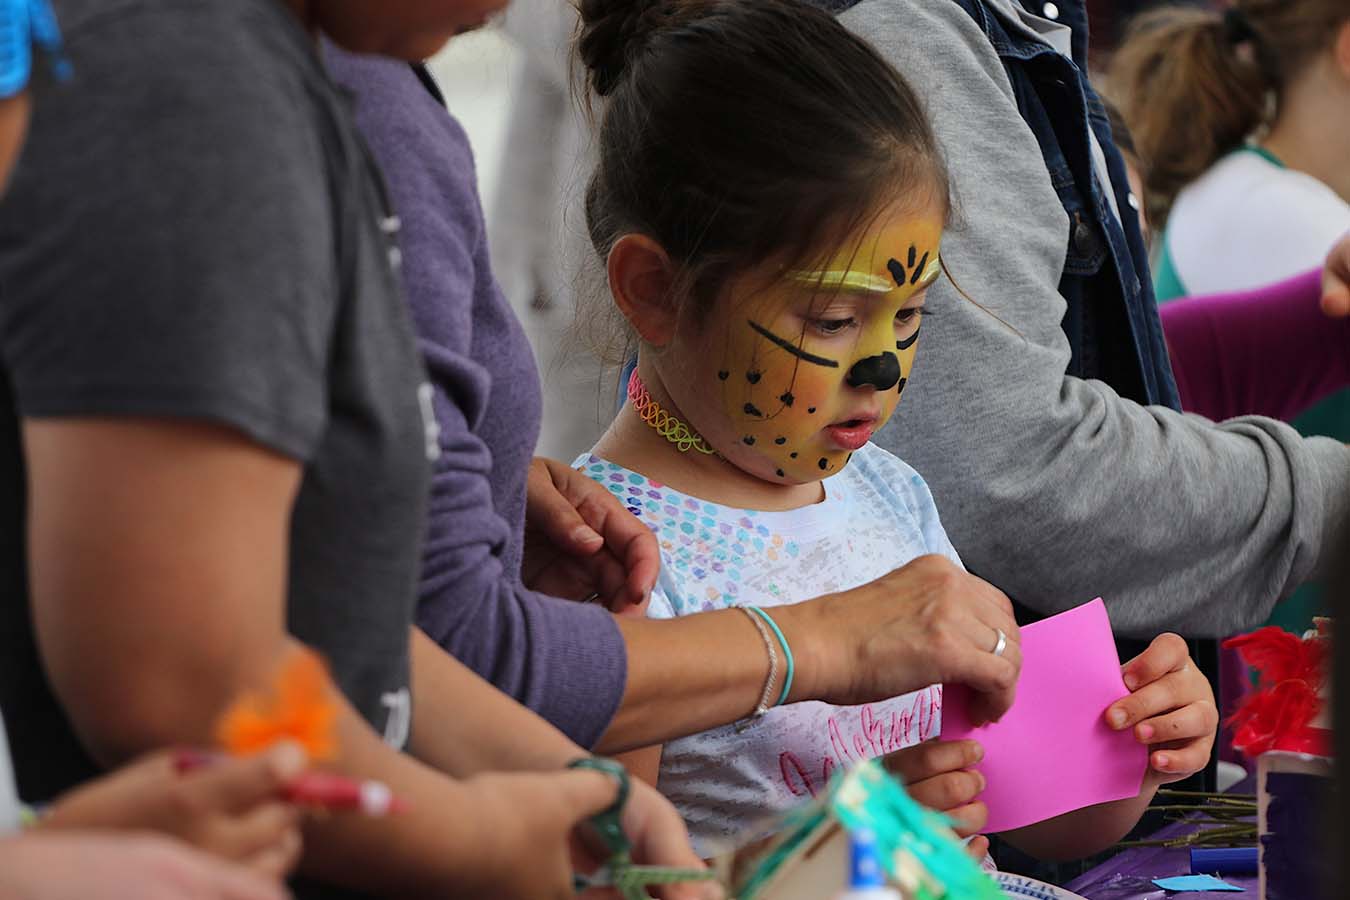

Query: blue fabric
943 0 1180 410
0 0 67 97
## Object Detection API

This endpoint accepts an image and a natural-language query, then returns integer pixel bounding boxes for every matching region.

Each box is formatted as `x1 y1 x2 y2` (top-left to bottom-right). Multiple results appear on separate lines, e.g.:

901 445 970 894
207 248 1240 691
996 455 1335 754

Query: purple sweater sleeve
1161 269 1350 423
324 49 626 749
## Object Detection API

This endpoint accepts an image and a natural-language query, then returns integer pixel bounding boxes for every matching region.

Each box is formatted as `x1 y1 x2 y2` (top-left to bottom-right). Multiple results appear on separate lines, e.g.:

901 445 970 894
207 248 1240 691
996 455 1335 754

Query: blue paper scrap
1152 874 1245 892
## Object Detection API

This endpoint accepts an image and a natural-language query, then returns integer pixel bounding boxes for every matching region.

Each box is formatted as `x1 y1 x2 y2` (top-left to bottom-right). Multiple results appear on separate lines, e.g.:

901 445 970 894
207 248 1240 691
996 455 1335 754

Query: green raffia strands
737 761 1001 900
613 867 719 896
831 763 1002 900
1111 792 1257 851
1157 790 1257 801
575 863 718 899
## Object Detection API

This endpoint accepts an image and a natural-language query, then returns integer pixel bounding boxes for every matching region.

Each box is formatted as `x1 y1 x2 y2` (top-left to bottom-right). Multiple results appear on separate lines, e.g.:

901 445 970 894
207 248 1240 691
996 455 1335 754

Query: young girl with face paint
576 0 1218 863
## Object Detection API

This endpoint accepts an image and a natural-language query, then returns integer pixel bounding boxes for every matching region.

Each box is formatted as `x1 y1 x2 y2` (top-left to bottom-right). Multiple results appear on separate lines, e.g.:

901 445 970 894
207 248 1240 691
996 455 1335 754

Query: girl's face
660 198 944 485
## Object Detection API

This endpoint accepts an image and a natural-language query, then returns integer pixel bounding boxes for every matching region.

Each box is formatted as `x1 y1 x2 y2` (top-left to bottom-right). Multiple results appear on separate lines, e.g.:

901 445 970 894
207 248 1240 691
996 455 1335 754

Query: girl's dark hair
1109 0 1350 230
574 0 950 361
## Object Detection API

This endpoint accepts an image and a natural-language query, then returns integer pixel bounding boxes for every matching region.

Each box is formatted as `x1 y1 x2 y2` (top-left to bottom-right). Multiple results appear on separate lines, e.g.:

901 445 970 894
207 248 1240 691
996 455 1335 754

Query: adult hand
40 742 306 878
522 457 659 615
594 776 720 899
1104 633 1218 787
787 555 1021 724
883 740 989 859
1322 232 1350 318
0 831 290 900
461 766 708 900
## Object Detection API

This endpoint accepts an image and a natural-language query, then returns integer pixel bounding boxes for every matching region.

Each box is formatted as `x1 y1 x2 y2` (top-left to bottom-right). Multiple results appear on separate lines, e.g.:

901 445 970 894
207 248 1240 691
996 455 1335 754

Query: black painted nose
846 352 901 391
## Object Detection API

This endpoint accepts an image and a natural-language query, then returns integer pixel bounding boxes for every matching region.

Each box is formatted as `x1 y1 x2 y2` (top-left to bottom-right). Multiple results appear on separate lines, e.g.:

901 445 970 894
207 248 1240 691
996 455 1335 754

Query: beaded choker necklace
626 370 718 456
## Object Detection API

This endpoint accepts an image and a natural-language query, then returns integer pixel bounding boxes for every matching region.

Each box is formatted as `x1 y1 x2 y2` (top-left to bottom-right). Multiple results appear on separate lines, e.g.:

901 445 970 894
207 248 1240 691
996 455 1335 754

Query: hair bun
576 0 703 97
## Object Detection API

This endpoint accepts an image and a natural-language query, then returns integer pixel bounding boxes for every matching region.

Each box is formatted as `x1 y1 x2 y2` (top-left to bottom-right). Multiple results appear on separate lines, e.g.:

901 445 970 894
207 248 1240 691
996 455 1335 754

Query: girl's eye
895 305 927 326
810 316 856 336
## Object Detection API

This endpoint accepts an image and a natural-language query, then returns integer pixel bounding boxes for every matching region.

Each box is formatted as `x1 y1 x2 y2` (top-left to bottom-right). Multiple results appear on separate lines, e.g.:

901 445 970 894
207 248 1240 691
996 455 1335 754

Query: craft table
1063 814 1257 899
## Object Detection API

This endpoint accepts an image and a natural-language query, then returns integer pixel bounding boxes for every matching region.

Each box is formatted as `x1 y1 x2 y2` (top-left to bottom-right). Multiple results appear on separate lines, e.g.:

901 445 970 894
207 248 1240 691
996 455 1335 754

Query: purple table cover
1064 819 1257 899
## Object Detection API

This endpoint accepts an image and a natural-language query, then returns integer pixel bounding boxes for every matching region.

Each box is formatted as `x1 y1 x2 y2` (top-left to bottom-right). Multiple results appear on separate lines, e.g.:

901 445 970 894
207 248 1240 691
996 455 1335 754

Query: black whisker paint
748 320 839 368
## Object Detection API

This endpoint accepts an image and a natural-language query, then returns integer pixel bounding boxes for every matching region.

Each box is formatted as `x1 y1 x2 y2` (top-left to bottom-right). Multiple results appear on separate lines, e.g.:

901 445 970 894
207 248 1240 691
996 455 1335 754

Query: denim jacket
826 0 1181 410
963 0 1182 408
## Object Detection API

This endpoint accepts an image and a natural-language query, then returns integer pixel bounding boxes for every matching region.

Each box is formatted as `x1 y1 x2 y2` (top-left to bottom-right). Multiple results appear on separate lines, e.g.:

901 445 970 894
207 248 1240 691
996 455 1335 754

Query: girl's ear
1335 20 1350 80
607 234 678 346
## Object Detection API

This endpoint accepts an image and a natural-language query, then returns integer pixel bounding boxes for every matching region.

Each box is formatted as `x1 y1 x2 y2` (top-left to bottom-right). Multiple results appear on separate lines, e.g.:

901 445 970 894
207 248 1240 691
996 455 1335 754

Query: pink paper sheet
941 598 1147 833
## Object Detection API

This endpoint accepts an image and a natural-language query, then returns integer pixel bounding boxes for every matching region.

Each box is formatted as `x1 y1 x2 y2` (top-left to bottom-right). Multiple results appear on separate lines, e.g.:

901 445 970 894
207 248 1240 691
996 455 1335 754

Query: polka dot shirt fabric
574 442 963 853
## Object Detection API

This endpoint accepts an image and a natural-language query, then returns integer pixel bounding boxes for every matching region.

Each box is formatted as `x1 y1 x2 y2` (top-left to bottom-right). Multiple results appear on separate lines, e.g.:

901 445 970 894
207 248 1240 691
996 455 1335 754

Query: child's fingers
241 826 303 880
883 740 983 785
944 801 988 837
185 742 308 815
1120 633 1188 691
965 835 990 861
215 803 302 861
1151 738 1213 778
908 769 986 815
1134 700 1218 746
1106 668 1192 731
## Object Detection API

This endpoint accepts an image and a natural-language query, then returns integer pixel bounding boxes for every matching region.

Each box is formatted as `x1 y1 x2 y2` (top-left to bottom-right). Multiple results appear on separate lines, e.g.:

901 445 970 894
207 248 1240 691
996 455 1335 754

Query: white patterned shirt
576 442 962 852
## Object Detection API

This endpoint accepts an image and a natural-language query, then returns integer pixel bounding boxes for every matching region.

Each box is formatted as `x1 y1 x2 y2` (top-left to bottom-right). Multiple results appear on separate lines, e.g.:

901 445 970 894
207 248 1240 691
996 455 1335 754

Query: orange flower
216 648 339 761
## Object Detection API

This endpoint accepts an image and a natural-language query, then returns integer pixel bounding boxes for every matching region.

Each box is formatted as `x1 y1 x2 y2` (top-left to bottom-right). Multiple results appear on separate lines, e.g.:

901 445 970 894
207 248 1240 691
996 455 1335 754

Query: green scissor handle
569 756 633 860
567 757 717 899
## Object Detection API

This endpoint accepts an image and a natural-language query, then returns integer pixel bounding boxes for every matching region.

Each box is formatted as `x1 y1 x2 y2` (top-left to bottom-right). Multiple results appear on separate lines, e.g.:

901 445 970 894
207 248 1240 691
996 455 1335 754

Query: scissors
569 757 719 899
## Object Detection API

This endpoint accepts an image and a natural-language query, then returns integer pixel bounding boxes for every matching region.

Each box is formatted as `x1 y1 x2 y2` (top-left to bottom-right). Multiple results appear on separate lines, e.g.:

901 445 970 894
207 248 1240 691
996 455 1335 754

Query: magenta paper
941 598 1147 833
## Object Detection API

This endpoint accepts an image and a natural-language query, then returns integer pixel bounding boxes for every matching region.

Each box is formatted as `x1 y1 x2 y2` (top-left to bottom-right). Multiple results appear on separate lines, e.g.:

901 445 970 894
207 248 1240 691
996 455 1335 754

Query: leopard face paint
700 202 944 483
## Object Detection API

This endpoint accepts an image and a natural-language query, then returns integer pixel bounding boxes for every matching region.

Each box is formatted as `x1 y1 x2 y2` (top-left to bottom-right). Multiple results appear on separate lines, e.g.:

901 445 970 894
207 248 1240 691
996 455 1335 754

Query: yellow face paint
701 202 945 483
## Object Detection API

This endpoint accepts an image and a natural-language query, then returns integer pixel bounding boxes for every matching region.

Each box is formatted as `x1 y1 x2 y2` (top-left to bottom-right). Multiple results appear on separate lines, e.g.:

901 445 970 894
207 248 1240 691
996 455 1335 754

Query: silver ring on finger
991 627 1008 658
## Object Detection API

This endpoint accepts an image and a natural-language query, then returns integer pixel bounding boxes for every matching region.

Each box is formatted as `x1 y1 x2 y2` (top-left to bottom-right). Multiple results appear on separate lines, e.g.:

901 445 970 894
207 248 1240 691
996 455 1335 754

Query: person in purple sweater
325 45 1026 820
1160 246 1350 424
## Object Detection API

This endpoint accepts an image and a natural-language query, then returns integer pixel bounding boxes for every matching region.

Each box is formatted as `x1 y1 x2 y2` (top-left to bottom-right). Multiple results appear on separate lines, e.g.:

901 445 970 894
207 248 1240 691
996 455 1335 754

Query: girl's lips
824 420 875 451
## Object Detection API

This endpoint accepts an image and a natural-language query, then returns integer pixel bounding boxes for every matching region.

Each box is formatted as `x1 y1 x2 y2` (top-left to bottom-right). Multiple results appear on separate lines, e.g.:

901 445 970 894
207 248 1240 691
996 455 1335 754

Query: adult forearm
407 628 585 775
596 609 778 753
599 557 1022 752
418 581 627 749
296 688 519 896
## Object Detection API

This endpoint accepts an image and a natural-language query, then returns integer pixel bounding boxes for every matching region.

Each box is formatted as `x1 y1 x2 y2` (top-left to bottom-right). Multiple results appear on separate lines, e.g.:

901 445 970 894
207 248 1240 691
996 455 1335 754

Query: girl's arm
998 634 1218 861
617 746 663 789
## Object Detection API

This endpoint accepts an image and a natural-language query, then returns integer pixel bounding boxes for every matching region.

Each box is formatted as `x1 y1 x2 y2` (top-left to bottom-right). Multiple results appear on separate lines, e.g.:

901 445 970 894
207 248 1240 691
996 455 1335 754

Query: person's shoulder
837 0 1004 81
57 0 313 71
1171 152 1350 288
323 44 464 144
324 46 479 208
1180 152 1348 225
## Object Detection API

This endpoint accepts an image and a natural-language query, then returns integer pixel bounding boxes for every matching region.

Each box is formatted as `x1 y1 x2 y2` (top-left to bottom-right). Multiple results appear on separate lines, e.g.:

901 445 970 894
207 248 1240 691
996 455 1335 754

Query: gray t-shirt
0 0 431 825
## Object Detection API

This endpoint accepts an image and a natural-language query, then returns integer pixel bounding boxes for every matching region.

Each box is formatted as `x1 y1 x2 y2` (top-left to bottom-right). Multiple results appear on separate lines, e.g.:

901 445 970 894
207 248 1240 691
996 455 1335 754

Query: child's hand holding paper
1105 633 1219 788
939 599 1219 860
883 739 990 860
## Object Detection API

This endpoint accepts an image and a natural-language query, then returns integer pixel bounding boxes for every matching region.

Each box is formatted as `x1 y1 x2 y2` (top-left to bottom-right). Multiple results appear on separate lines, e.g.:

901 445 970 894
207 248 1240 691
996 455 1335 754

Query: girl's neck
592 372 825 513
1262 58 1350 204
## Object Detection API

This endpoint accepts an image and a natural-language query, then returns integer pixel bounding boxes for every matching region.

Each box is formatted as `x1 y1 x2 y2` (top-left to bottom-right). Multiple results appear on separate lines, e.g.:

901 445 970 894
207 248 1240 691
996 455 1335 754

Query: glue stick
834 828 902 900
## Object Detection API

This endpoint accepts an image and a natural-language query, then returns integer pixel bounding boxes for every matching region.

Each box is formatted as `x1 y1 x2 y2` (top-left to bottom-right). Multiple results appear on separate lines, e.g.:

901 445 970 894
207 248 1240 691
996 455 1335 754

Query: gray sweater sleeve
846 0 1350 638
